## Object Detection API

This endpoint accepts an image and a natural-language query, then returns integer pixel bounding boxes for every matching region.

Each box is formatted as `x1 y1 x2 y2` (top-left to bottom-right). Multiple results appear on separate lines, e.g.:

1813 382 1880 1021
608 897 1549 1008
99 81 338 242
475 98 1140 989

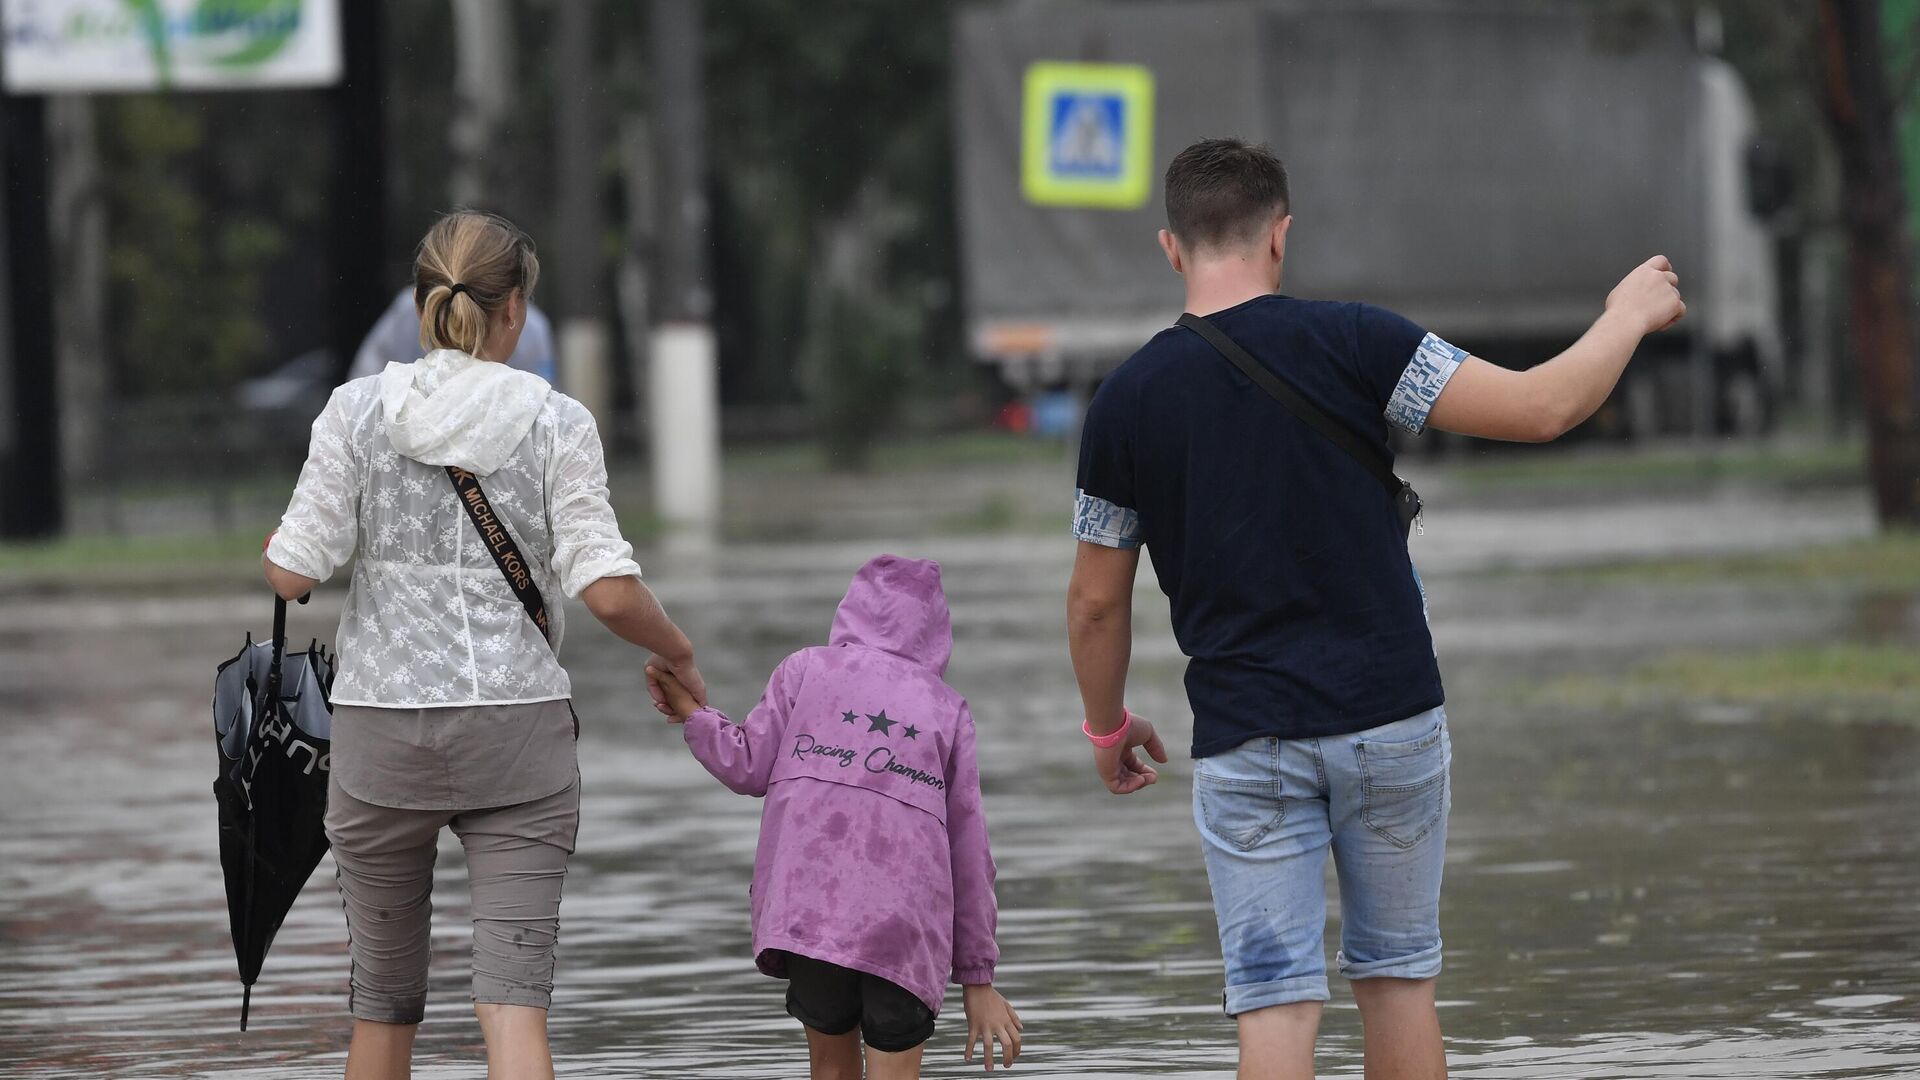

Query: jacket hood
379 349 551 476
828 555 953 674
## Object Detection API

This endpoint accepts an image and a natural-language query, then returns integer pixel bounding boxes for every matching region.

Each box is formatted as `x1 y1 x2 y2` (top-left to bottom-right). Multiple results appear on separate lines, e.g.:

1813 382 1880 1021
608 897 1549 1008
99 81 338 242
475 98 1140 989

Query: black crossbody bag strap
445 466 554 645
1177 312 1424 539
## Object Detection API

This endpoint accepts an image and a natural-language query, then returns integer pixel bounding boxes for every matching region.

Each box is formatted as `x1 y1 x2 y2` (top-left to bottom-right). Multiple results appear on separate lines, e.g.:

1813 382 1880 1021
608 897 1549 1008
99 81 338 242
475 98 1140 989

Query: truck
952 0 1788 439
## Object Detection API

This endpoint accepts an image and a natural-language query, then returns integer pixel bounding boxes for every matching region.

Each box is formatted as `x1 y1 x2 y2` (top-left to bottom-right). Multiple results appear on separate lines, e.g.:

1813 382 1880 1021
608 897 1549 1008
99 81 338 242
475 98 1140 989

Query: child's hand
962 984 1022 1071
644 662 701 723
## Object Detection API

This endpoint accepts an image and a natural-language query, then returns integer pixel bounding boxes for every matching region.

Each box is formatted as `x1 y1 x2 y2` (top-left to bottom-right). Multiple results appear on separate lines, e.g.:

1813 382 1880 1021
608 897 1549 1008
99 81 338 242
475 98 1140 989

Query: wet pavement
2 478 1916 1078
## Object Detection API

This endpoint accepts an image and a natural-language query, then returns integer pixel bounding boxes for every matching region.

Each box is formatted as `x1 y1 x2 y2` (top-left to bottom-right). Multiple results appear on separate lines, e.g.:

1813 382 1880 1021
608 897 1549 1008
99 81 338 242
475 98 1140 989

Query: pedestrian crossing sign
1022 62 1155 209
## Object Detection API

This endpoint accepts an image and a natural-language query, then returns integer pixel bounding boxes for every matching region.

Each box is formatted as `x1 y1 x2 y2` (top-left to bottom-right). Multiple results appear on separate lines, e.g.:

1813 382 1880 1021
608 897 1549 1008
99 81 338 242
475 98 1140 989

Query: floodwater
2 484 1916 1078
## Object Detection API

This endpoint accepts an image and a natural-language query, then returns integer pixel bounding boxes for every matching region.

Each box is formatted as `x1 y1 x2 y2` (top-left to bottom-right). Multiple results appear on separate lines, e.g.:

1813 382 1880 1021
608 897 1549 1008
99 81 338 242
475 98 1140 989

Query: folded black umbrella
211 594 334 1030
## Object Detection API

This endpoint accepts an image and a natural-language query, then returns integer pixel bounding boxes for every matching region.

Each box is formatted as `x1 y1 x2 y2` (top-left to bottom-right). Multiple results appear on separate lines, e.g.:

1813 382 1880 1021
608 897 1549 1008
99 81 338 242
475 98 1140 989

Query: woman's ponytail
412 211 541 357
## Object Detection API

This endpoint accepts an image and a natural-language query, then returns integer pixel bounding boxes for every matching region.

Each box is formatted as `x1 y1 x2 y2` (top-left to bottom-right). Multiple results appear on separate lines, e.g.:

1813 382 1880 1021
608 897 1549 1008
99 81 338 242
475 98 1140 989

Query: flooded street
2 478 1916 1078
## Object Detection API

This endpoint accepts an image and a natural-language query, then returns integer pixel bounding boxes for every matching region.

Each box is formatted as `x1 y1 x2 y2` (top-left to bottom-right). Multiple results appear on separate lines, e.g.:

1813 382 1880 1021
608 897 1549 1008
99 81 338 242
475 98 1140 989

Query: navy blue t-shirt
1074 295 1466 758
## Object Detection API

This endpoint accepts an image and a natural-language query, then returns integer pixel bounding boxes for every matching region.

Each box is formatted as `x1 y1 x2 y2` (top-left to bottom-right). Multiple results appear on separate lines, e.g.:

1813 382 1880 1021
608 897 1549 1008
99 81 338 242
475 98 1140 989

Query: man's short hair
1164 138 1290 251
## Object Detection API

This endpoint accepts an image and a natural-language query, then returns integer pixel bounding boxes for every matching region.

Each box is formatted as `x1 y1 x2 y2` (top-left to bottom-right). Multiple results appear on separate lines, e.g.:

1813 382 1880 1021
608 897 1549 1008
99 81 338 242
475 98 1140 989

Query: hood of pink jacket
827 555 952 676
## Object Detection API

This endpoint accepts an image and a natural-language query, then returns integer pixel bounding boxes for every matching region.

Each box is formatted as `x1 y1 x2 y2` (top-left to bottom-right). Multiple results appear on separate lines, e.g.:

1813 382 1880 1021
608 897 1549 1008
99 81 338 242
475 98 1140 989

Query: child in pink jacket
649 555 1022 1077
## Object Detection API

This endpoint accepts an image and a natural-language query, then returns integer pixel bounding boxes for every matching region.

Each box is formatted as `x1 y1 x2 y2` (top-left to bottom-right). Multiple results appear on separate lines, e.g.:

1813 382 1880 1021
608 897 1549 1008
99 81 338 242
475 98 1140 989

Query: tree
48 97 107 484
705 0 960 465
1819 0 1920 527
448 0 515 208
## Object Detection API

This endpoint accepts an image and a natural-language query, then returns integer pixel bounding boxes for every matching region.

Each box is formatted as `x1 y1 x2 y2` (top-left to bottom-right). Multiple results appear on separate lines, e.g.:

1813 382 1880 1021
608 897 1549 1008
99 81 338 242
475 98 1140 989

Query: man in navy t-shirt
1067 138 1685 1077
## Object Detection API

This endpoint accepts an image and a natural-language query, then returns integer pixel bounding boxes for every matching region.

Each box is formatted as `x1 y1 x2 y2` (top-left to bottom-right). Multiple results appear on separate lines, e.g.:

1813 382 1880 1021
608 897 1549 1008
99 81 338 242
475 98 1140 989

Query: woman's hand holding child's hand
644 654 707 719
963 984 1022 1071
645 663 702 723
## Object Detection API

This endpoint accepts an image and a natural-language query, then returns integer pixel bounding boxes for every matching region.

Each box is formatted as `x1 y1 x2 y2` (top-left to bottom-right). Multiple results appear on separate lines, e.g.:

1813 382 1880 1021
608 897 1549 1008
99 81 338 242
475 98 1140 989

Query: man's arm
1067 541 1167 794
1427 255 1685 442
1068 542 1136 730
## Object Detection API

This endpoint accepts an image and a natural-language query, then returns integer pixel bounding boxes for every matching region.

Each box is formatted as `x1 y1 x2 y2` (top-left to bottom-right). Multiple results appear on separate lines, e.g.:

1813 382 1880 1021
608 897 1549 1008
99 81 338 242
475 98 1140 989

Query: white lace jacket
267 351 642 708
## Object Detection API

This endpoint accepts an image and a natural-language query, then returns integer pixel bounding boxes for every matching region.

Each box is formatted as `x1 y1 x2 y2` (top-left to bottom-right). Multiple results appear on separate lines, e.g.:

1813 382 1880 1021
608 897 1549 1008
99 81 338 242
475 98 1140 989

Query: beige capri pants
324 772 581 1024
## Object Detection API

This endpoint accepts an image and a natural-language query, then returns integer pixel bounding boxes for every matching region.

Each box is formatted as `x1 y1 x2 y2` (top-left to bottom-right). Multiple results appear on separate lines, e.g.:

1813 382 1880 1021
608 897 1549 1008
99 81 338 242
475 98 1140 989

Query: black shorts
779 951 935 1053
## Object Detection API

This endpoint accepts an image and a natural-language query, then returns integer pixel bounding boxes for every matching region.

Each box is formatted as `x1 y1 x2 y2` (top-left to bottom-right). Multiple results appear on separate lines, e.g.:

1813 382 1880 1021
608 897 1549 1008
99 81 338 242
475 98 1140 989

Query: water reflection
2 533 1916 1077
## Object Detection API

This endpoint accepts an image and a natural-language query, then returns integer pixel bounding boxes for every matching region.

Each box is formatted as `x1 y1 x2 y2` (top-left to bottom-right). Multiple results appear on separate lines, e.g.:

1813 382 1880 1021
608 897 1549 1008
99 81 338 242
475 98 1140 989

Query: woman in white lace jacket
263 211 699 1080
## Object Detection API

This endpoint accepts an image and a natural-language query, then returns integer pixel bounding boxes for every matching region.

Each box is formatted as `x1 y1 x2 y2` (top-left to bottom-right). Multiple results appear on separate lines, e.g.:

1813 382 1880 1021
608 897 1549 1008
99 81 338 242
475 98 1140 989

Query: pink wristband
1083 709 1134 748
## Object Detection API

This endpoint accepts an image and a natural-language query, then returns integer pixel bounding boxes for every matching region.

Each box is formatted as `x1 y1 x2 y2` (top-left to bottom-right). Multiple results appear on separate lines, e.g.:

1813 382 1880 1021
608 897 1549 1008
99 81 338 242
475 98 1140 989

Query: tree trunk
648 0 712 327
552 0 612 426
47 96 108 489
448 0 514 207
617 104 654 444
804 176 916 470
647 0 721 528
1818 0 1920 527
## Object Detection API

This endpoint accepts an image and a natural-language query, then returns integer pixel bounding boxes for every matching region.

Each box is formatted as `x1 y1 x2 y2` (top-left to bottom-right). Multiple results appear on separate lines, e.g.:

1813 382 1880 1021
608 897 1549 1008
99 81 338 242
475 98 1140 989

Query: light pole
0 91 62 539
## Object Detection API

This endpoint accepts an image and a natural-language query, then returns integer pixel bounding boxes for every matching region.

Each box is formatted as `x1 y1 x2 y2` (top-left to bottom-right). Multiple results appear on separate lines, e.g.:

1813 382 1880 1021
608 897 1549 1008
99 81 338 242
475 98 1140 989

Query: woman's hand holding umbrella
260 530 318 603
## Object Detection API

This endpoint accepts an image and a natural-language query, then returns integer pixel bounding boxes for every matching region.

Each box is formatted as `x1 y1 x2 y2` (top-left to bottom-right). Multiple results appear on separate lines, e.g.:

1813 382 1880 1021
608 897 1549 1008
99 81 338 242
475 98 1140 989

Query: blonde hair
413 210 541 357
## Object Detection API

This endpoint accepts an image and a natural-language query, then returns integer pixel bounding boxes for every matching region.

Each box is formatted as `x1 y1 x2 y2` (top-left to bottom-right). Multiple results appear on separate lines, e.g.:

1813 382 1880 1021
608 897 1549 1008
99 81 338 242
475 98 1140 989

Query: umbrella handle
265 592 311 691
267 597 288 703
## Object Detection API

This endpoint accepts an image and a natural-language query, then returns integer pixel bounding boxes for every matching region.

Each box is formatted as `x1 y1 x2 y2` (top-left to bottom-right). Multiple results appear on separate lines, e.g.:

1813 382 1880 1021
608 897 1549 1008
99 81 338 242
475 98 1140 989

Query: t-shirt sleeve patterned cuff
1072 489 1143 549
1385 332 1467 435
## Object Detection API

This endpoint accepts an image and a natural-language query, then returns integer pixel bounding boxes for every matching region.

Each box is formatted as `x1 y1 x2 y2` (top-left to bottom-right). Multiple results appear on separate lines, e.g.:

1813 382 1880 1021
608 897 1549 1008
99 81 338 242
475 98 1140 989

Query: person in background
264 209 704 1080
1066 138 1685 1080
348 283 559 385
649 555 1023 1079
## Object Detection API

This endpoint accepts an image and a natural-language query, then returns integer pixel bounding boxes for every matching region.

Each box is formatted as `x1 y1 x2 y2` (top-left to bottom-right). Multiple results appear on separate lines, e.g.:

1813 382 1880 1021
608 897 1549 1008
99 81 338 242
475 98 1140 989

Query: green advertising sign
2 0 340 92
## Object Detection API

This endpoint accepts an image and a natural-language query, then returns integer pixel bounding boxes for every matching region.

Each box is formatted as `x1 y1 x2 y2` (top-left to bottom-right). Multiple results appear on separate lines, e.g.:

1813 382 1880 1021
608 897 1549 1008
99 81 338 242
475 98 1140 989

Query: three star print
842 708 919 740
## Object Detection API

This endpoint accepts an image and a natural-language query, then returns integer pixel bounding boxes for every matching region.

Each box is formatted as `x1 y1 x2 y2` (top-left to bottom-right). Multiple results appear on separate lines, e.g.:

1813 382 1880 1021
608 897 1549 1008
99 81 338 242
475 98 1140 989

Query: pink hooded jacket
681 555 998 1014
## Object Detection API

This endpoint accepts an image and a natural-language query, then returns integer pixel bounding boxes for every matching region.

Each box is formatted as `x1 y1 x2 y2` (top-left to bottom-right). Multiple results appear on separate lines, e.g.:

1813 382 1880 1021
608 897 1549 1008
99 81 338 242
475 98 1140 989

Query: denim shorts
1192 707 1450 1015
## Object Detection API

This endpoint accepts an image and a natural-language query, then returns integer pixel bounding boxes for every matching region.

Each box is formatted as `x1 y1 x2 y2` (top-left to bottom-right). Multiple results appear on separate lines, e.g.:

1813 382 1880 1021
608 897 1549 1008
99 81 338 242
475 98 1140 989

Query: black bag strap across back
1177 311 1424 539
445 466 554 645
